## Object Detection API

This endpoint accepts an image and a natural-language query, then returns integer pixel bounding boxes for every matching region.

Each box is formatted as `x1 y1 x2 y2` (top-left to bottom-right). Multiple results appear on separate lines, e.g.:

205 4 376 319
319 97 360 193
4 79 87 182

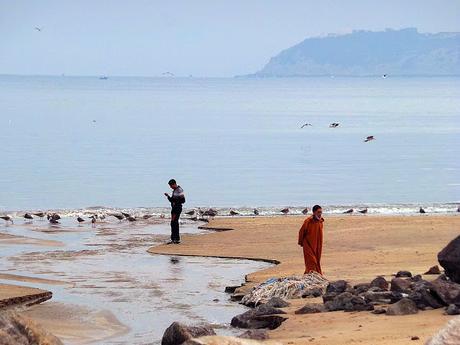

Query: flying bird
300 123 312 128
35 27 43 32
0 215 13 223
302 207 309 215
329 123 339 128
364 136 375 142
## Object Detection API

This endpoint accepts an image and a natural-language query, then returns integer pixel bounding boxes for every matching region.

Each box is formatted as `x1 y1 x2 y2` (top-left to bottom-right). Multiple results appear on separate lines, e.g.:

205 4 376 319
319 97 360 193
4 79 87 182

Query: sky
1 0 460 77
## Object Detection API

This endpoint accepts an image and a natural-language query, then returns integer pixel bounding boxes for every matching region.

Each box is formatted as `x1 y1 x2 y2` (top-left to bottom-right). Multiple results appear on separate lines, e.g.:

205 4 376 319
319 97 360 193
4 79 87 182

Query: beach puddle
0 218 271 344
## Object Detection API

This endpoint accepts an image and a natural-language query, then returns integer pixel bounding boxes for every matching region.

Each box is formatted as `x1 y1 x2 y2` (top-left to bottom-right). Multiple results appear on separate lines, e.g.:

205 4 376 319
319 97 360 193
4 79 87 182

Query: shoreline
149 214 460 344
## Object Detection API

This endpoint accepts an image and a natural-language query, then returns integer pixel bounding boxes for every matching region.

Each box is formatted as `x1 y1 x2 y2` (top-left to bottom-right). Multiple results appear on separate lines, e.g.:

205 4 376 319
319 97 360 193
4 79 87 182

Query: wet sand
149 215 460 344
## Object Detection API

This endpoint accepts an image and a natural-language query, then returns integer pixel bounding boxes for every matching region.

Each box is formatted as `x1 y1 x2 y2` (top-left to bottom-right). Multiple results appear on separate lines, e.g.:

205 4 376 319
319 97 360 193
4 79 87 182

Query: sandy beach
149 214 460 344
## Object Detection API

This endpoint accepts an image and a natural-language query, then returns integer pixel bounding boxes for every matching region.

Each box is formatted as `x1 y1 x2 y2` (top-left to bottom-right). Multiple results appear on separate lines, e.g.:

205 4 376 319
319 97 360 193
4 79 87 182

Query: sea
0 75 458 215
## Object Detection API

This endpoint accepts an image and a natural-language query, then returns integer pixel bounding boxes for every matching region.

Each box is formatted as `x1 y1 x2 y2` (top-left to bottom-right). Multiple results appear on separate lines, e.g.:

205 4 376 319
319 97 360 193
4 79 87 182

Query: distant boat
99 76 108 80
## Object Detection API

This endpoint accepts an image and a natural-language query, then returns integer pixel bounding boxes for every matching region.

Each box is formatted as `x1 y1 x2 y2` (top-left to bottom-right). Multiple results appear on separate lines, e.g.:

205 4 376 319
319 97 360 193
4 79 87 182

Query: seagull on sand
364 136 375 142
0 215 13 223
49 218 59 224
77 216 85 223
358 208 368 214
24 213 33 220
280 208 289 214
111 214 124 221
253 209 259 216
185 210 195 216
300 123 312 128
229 210 239 216
419 207 426 214
121 212 131 218
343 209 354 214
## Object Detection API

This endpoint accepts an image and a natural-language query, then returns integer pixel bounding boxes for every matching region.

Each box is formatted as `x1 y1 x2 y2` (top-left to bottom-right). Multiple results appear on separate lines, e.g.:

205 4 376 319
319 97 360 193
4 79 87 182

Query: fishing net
241 272 328 306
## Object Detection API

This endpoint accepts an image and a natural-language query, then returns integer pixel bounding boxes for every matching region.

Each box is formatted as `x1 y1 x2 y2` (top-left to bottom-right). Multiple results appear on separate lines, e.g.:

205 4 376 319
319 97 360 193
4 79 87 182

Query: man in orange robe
298 205 324 275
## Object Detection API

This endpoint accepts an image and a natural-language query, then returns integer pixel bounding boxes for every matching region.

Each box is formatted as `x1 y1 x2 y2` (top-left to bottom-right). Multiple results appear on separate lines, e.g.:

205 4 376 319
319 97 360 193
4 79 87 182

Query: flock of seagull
300 122 375 142
1 205 448 225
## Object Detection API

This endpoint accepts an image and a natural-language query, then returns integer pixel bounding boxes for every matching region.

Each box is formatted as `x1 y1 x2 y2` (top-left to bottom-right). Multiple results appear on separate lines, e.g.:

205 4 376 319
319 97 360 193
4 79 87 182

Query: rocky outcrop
161 322 215 345
438 235 460 283
430 276 460 305
0 312 63 345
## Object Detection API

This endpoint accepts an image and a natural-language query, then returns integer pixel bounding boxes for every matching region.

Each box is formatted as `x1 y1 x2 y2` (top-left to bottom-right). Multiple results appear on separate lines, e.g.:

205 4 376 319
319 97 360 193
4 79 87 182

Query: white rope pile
241 272 328 306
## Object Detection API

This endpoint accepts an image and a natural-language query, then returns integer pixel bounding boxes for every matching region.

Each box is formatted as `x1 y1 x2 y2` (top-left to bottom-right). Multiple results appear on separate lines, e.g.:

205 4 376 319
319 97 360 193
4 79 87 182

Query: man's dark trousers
171 207 182 242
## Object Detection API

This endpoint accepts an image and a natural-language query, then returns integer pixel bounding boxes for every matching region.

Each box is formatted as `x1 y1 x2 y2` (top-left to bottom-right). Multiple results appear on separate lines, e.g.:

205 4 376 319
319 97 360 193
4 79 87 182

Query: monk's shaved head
312 205 322 212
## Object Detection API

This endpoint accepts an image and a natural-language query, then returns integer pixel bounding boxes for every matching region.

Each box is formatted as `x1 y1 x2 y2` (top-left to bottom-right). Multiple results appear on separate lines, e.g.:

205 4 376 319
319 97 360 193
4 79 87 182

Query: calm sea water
1 75 459 212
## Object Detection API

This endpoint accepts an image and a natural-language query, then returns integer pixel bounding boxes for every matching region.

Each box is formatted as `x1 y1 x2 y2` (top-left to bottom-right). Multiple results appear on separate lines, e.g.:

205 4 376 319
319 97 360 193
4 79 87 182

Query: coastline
149 214 460 344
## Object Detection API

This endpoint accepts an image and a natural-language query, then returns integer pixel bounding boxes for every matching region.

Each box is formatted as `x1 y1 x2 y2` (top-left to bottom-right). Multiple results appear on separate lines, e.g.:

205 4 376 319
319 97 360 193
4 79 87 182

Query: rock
424 265 441 275
301 287 323 298
411 275 423 282
230 305 287 329
370 276 389 290
361 291 394 305
430 276 460 305
354 283 371 294
411 336 419 340
326 280 352 294
238 329 269 340
425 317 460 345
386 298 418 315
438 235 460 283
295 303 325 314
395 271 413 278
390 278 412 293
372 308 387 314
264 297 290 308
225 286 241 293
322 293 338 303
161 322 215 345
407 280 444 310
446 304 460 315
324 292 374 312
0 312 63 345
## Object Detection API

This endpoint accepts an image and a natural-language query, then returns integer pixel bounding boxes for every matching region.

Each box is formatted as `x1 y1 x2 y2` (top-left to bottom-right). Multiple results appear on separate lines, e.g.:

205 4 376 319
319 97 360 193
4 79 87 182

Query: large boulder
264 297 290 308
324 292 374 312
230 305 287 329
161 322 215 345
430 276 460 305
438 235 460 283
0 312 63 345
386 298 418 315
407 279 444 310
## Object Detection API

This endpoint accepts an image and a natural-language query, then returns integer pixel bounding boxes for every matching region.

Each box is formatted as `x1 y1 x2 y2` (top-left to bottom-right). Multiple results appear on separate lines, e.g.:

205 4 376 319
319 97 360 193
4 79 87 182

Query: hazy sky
1 0 459 77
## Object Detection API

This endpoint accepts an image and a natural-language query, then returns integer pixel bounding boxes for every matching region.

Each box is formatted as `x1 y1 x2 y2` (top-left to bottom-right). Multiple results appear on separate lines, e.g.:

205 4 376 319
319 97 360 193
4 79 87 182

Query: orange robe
298 216 324 275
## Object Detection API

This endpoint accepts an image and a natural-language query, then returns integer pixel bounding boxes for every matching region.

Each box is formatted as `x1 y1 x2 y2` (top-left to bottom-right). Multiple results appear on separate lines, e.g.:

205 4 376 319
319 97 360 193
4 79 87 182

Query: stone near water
225 285 241 293
264 297 290 308
424 265 441 275
395 270 413 278
231 305 287 329
0 312 63 345
238 329 269 340
386 298 418 315
446 304 460 315
438 235 460 283
295 303 325 314
390 278 412 293
161 322 215 345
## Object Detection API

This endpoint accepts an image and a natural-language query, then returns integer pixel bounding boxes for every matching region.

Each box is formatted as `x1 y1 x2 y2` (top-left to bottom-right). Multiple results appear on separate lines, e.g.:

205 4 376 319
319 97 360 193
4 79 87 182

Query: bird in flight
364 136 375 142
35 27 43 32
300 123 312 128
329 123 339 128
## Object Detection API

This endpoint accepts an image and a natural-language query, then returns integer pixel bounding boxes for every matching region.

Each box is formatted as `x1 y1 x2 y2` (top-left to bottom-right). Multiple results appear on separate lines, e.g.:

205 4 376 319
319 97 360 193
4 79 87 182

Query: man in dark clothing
164 179 185 244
